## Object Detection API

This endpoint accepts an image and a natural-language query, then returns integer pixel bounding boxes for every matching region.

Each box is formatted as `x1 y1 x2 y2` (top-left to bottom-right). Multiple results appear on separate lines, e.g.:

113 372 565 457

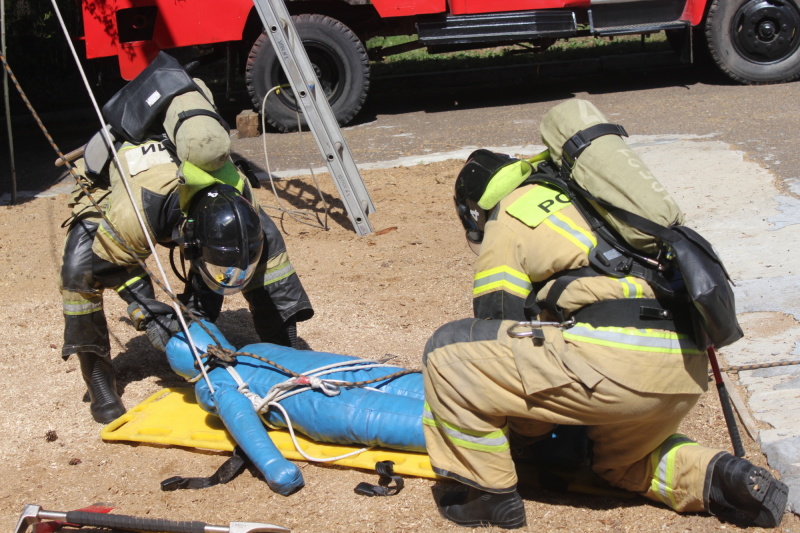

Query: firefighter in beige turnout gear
60 77 313 425
423 144 789 528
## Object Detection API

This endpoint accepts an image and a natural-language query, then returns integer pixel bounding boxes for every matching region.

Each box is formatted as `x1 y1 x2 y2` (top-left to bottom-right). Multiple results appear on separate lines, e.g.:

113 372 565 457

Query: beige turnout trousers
422 318 724 513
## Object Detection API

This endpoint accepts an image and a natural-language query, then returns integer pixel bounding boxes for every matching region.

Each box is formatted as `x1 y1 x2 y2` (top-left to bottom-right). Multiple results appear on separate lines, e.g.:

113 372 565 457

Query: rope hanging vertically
47 0 217 394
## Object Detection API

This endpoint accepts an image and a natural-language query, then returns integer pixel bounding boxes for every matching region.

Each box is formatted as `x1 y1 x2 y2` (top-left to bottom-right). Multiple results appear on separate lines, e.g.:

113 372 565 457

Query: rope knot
206 345 237 364
292 376 340 396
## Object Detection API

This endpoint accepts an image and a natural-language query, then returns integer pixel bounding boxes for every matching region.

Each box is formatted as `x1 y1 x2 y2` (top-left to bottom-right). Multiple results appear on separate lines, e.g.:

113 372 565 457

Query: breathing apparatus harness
489 126 695 341
501 122 741 350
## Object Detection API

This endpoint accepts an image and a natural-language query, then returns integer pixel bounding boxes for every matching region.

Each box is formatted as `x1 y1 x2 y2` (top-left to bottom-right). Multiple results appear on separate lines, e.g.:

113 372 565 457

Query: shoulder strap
172 109 230 141
568 183 678 244
561 123 628 170
528 160 664 270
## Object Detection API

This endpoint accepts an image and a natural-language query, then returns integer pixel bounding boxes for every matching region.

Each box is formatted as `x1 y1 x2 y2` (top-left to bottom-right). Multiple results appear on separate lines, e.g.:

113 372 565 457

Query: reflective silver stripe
247 262 295 291
422 403 434 424
473 266 532 297
564 324 700 354
422 402 510 452
63 299 103 316
650 434 698 509
440 422 510 452
543 211 597 254
616 276 643 298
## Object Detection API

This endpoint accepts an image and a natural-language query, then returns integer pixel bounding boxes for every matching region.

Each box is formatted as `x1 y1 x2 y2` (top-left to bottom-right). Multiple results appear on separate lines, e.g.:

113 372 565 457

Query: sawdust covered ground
0 160 796 533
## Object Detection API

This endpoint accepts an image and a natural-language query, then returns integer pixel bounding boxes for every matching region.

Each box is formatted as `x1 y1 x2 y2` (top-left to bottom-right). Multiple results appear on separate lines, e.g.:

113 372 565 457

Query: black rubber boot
438 486 527 529
77 353 126 424
707 453 789 528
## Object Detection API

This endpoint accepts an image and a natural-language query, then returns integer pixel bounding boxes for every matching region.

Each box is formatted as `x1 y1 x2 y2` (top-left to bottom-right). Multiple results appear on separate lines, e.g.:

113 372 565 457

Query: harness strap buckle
507 318 575 339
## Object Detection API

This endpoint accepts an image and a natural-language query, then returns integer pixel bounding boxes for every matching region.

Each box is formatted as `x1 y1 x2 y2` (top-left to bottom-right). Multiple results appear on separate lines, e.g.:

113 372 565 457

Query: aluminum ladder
251 0 375 236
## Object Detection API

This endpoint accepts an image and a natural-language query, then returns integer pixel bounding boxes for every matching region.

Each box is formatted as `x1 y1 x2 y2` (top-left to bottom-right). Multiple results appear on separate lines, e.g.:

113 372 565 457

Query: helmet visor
201 262 257 295
465 231 482 255
455 196 485 254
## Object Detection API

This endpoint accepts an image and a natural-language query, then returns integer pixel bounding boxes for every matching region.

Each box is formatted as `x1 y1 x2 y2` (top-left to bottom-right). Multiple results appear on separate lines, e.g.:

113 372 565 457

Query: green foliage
369 33 670 77
4 0 72 41
2 0 89 111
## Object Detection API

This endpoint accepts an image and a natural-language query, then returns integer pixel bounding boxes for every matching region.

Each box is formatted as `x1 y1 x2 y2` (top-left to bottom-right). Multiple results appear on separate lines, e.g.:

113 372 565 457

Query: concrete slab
636 137 800 515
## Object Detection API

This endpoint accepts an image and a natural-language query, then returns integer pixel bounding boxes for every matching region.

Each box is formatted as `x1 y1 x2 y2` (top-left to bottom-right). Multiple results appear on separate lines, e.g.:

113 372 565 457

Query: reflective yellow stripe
563 324 702 354
115 274 147 292
617 276 644 298
423 402 510 453
543 211 597 254
473 265 532 298
650 434 698 509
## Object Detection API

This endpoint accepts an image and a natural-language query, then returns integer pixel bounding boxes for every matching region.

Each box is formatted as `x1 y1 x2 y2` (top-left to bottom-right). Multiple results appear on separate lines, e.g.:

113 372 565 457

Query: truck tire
705 0 800 84
245 14 370 132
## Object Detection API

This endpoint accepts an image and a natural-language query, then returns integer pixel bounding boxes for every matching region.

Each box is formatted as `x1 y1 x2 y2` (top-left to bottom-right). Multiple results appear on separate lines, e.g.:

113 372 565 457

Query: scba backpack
465 99 743 348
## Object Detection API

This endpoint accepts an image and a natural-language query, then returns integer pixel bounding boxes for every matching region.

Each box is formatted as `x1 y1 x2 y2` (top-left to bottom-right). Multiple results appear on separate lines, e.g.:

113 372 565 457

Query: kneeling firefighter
423 99 788 528
59 53 313 424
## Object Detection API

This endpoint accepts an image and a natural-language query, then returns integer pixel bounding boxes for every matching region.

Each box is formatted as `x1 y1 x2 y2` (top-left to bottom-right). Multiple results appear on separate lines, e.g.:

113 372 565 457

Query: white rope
307 362 401 379
49 1 213 394
221 358 410 463
259 86 330 230
268 401 372 463
298 357 389 376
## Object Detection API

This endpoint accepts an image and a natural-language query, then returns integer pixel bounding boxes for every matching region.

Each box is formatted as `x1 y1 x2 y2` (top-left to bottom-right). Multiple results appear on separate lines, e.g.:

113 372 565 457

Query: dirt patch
1 161 796 532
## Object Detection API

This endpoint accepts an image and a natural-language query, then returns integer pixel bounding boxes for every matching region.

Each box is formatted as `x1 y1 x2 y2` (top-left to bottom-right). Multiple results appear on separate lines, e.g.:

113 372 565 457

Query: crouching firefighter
59 53 313 424
423 99 788 529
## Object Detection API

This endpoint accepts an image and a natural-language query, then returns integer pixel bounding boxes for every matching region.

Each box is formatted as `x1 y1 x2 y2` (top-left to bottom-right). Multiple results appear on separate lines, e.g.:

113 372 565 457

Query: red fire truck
80 0 800 131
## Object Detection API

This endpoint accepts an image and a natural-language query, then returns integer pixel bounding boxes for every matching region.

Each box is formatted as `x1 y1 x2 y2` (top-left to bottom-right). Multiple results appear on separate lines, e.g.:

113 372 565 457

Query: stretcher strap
354 461 405 497
160 446 249 491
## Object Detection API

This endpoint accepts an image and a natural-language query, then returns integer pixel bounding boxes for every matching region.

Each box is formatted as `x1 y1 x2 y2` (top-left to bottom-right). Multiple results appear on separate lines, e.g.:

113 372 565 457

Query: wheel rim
269 40 345 113
731 0 800 63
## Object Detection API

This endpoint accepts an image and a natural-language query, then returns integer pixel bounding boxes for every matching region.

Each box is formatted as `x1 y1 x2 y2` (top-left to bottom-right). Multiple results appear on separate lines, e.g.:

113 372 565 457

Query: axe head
14 504 42 533
230 522 291 533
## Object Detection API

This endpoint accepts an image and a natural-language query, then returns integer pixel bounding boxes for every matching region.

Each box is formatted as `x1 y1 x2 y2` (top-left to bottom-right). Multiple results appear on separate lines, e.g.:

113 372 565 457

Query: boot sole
439 514 527 529
747 466 789 528
439 500 527 529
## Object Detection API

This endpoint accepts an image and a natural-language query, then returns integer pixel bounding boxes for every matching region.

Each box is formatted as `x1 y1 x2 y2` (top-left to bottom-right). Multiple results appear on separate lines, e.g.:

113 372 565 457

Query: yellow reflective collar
477 150 550 210
178 160 243 213
506 184 572 227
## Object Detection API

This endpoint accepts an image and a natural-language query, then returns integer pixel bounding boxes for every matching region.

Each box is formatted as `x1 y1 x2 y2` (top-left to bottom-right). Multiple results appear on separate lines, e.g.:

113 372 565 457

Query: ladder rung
251 0 375 236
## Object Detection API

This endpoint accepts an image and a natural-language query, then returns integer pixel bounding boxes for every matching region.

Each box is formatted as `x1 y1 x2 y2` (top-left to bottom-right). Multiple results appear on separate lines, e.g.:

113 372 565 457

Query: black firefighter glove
127 298 183 352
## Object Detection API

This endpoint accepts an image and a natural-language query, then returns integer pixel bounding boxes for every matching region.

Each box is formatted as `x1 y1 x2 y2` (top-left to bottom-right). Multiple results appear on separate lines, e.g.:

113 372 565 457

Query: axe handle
707 346 746 457
65 511 207 533
54 146 85 167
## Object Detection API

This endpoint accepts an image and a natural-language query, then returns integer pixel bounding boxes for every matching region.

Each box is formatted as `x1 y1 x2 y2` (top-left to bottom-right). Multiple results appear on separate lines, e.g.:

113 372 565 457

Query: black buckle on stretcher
354 461 404 497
